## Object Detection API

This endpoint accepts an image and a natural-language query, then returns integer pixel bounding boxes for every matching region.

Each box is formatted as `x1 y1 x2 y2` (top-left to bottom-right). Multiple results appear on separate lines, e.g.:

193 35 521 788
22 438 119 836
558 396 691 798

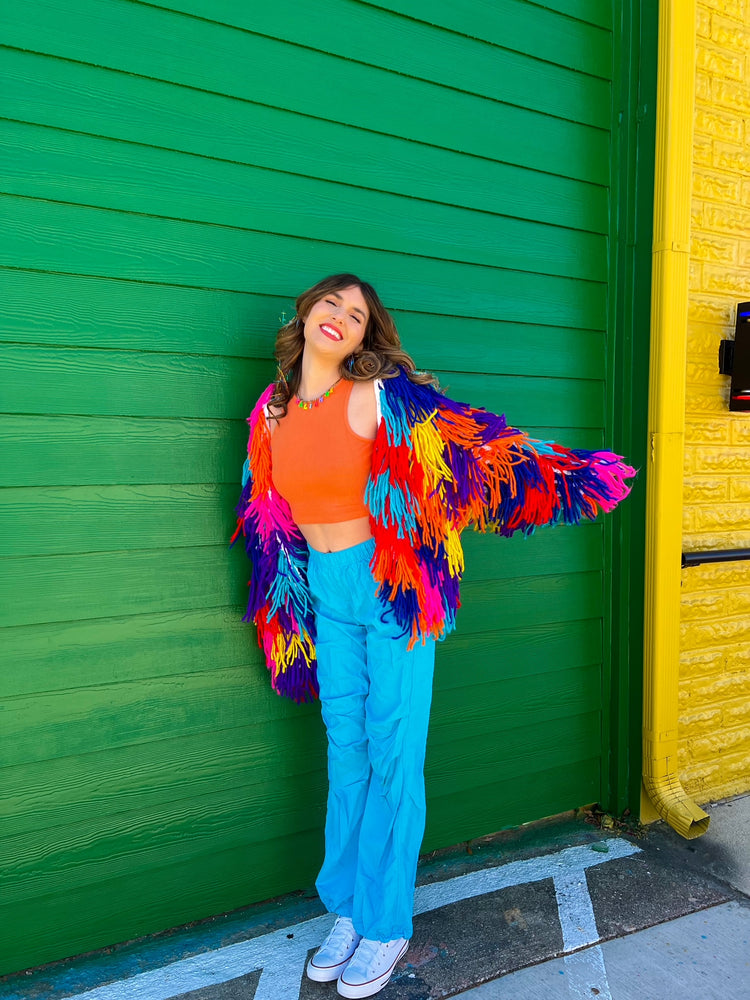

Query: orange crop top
270 379 375 524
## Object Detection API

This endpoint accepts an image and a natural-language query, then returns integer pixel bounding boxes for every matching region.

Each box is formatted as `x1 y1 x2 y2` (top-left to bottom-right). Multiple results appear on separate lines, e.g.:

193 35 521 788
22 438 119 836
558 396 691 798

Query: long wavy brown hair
269 273 438 418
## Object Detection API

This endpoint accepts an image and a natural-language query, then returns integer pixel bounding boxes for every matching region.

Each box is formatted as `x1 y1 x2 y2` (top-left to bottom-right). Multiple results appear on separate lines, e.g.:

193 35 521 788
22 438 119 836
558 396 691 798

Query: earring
346 354 356 372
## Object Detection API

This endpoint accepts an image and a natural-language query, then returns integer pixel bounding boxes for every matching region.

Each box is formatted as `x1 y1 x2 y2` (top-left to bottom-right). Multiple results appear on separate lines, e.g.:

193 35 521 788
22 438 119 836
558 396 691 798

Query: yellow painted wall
680 0 750 802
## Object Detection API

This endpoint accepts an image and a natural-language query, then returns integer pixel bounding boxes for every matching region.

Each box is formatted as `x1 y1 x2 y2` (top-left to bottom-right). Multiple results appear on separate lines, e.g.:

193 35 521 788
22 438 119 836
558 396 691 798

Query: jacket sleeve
230 384 318 703
374 372 636 540
461 405 637 537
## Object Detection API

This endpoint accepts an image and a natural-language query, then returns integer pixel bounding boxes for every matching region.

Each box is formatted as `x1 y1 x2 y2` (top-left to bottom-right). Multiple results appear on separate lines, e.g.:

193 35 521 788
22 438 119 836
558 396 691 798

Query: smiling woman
271 283 375 553
313 288 369 345
265 274 439 555
269 273 436 418
231 272 636 999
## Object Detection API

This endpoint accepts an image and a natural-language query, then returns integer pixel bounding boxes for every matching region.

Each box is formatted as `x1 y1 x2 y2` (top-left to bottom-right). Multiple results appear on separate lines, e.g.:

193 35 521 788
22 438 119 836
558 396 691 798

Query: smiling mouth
320 324 343 341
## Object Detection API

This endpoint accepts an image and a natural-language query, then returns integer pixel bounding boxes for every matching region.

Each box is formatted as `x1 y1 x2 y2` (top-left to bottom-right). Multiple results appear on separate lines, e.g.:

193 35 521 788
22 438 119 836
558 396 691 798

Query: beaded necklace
294 376 342 410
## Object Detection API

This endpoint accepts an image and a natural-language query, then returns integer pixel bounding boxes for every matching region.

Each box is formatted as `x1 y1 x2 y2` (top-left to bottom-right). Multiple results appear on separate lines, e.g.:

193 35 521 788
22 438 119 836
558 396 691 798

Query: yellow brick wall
680 0 750 802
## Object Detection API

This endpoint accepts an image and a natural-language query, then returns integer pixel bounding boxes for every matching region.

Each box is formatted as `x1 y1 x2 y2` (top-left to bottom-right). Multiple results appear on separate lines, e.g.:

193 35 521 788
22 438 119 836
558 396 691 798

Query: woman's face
302 285 370 362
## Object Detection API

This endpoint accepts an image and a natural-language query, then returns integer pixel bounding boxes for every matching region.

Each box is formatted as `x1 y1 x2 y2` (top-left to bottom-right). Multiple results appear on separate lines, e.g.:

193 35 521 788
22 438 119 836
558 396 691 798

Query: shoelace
352 938 391 972
323 917 356 950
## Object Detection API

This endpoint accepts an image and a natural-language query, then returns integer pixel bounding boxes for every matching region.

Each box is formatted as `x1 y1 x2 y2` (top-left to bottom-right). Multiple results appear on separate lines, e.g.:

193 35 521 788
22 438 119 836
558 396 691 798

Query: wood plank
0 267 277 357
1 617 602 762
0 744 600 975
3 578 602 766
2 666 281 768
424 757 601 849
1 707 599 907
461 522 602 583
2 532 602 627
359 0 612 75
400 318 606 382
434 372 604 429
0 269 607 382
0 751 597 976
1 546 241 628
2 717 327 840
537 0 612 31
425 710 601 798
2 121 608 281
0 484 237 556
1 414 604 489
3 1 609 183
0 344 605 426
4 50 609 230
430 663 602 742
0 414 250 488
155 0 613 122
2 607 264 697
436 619 602 691
1 196 608 332
0 772 328 907
3 649 602 838
3 628 601 835
0 827 323 976
457 571 603 634
0 482 602 560
2 594 600 700
0 344 265 419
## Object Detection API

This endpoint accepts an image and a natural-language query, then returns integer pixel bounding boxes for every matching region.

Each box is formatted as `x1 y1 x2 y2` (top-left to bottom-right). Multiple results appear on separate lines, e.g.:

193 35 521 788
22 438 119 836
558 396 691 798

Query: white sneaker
307 915 362 982
337 936 409 998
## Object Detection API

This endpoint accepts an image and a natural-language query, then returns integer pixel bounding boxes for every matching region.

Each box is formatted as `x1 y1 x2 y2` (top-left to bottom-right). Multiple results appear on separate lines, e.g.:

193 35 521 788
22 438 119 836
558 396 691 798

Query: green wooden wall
1 0 654 975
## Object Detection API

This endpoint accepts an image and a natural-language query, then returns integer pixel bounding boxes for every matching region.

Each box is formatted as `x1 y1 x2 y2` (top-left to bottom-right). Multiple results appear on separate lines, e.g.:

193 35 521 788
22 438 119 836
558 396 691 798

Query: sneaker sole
336 939 409 998
306 956 353 983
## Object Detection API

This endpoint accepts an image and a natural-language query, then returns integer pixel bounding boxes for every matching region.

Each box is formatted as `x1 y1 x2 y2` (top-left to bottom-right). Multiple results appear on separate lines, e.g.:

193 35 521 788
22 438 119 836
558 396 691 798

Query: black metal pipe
681 548 750 568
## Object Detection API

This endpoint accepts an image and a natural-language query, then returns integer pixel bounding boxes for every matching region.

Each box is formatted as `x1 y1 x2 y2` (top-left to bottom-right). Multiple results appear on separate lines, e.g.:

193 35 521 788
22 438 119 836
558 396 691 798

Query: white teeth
322 324 343 340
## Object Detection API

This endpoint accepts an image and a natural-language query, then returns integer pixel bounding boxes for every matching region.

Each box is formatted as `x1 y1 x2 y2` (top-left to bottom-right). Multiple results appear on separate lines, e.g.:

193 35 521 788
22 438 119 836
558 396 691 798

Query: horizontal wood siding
1 0 615 974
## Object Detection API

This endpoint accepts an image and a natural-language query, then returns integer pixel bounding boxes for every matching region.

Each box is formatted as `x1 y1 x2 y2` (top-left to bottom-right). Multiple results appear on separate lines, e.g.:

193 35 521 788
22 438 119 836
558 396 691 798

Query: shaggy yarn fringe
232 371 637 701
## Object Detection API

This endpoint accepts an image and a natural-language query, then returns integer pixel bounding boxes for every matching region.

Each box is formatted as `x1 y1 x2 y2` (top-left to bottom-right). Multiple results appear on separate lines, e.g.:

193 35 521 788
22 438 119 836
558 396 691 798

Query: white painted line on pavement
562 947 612 1000
60 916 332 1000
63 838 640 1000
413 838 639 915
554 867 613 999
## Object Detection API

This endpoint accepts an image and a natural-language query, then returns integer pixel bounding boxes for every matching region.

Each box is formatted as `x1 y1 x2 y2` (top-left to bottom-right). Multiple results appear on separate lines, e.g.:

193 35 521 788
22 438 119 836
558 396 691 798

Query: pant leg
308 547 370 921
308 540 436 941
353 599 435 941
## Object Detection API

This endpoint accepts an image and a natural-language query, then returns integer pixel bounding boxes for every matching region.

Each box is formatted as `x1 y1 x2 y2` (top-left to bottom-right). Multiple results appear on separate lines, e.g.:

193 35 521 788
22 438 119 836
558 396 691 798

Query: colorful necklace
294 377 342 410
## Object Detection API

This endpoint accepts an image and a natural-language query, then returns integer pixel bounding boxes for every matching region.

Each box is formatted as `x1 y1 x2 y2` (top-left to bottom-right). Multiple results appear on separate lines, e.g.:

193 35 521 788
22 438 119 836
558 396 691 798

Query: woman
232 274 636 998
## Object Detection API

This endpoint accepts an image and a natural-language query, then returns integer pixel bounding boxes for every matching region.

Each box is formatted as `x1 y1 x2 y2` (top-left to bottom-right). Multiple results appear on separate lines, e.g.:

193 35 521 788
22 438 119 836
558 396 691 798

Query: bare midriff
298 517 372 554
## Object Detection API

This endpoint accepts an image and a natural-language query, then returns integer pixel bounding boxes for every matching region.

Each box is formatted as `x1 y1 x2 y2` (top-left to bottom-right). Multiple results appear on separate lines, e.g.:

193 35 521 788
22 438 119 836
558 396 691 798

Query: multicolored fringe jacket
231 368 636 703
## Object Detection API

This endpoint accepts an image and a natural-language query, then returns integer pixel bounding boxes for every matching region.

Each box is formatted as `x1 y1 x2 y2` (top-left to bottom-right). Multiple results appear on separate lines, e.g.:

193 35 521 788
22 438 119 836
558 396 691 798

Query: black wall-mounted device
719 301 750 412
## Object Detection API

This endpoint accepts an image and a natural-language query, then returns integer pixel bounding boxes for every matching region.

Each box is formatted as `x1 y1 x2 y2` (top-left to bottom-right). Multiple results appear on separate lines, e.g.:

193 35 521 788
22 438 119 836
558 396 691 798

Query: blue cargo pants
307 538 436 941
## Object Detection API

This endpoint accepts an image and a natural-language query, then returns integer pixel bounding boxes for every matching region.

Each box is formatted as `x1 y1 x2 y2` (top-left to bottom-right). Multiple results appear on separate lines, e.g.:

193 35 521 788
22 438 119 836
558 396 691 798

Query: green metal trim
604 0 658 817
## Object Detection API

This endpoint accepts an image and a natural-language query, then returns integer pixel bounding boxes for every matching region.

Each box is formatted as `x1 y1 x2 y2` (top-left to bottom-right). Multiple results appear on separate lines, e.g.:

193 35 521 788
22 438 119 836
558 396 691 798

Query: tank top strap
327 375 354 414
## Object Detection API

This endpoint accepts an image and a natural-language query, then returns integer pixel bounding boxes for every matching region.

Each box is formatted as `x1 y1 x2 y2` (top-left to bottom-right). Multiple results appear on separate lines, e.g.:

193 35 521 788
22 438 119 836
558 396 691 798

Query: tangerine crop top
270 379 374 524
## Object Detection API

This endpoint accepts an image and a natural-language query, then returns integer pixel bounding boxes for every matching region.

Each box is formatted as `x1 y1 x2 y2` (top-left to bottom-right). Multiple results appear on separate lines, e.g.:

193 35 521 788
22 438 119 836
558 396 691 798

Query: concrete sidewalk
2 794 748 1000
455 793 750 1000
